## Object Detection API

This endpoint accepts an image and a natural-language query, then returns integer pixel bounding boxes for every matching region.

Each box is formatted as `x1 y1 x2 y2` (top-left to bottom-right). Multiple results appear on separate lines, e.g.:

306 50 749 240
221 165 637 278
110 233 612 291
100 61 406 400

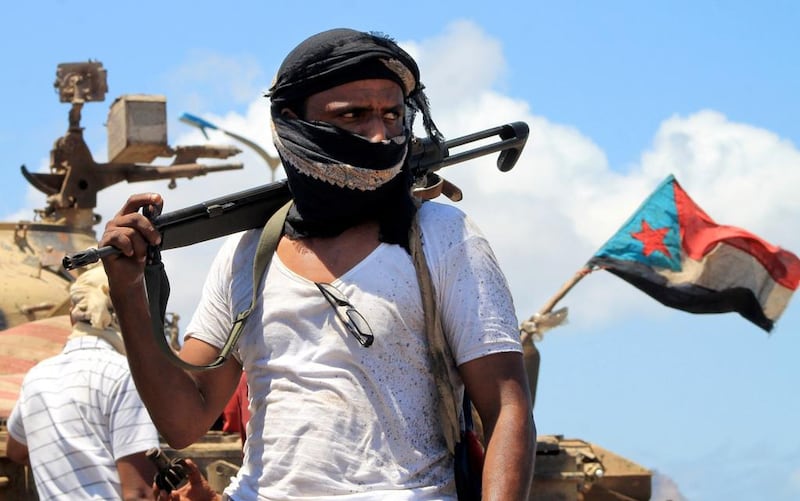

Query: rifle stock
63 121 529 270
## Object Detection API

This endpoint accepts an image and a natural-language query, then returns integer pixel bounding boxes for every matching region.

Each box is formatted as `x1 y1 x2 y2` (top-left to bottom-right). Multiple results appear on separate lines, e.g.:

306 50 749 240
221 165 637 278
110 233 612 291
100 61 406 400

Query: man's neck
276 221 381 282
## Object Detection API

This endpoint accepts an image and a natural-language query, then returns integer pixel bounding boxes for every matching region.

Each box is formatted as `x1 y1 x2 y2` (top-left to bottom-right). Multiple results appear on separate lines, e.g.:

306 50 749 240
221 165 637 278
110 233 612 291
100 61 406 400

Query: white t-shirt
186 201 521 500
7 336 159 500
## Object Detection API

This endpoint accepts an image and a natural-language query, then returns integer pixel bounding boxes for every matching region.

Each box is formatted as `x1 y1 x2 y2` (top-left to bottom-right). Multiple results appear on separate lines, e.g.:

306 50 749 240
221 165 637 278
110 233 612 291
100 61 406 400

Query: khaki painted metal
0 61 652 500
533 435 651 500
0 60 244 499
0 61 242 332
0 223 94 331
2 432 652 501
526 345 651 501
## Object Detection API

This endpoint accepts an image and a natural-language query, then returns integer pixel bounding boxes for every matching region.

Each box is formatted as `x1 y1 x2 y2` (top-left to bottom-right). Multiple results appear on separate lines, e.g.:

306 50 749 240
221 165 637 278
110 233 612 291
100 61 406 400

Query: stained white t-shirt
186 201 521 500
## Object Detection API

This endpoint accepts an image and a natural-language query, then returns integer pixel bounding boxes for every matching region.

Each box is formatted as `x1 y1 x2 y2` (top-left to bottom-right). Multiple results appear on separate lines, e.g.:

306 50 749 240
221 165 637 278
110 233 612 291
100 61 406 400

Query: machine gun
63 121 529 269
25 61 244 233
0 60 249 332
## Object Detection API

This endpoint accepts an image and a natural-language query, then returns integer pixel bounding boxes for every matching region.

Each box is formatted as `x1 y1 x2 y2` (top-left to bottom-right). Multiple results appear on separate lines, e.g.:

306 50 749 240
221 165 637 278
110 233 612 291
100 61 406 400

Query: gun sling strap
145 199 463 453
146 200 292 372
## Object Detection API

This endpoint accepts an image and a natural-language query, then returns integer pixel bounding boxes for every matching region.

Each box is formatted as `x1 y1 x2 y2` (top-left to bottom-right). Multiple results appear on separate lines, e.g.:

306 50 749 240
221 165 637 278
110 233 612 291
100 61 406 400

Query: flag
588 174 800 332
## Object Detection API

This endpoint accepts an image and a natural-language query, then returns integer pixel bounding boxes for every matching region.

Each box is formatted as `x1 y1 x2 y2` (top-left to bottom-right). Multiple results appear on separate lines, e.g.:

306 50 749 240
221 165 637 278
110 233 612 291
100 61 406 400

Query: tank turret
0 61 243 332
0 61 246 498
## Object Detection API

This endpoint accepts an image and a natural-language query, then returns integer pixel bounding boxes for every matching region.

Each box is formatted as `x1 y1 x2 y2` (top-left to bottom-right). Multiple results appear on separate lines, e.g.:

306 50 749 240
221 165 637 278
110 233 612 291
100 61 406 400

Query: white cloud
402 21 800 332
791 465 800 493
38 19 800 335
640 110 800 249
402 19 507 110
166 50 268 110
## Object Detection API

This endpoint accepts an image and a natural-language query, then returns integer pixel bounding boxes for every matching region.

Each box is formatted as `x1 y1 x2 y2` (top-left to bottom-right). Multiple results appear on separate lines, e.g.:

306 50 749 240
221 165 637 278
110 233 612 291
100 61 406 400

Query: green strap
149 200 292 371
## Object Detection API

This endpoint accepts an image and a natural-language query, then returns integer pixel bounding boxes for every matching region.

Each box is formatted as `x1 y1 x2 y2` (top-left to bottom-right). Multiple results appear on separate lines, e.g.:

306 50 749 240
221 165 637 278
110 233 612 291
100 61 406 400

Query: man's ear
281 107 299 119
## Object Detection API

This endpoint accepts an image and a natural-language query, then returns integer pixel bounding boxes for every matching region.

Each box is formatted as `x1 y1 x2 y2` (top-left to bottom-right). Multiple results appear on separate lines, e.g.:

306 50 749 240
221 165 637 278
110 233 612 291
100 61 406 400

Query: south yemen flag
588 174 800 332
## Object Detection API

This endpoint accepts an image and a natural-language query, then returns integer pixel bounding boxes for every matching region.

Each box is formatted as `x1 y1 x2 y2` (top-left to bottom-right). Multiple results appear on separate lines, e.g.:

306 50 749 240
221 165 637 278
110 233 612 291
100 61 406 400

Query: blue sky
2 2 799 499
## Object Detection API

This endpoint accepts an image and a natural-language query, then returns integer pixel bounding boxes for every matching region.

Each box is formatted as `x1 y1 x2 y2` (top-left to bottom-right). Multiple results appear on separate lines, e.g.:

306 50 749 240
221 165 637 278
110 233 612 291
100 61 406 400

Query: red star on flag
631 219 672 258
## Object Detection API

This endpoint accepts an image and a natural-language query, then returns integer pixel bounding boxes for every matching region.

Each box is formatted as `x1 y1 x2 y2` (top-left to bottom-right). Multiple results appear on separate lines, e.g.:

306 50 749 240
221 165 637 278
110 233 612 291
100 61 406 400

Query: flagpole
519 265 594 345
518 264 594 410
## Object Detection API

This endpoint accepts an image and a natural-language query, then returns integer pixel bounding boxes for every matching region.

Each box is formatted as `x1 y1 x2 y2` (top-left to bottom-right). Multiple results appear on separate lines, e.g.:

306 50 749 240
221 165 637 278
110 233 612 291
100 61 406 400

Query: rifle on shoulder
63 121 529 270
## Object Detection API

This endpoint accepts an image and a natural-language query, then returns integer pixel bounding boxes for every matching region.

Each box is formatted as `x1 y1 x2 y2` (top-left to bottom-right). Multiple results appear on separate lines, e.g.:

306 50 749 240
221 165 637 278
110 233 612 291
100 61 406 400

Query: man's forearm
111 282 217 447
6 435 30 465
481 404 536 501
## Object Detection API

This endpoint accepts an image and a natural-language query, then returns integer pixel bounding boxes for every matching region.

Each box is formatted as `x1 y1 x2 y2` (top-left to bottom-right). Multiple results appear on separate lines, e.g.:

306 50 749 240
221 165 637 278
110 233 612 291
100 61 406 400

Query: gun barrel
172 144 242 160
125 163 243 183
62 181 291 270
63 122 529 271
62 246 120 269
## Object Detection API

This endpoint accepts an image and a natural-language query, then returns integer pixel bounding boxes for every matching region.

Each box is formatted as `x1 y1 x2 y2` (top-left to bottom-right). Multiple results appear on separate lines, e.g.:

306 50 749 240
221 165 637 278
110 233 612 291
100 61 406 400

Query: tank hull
0 222 96 331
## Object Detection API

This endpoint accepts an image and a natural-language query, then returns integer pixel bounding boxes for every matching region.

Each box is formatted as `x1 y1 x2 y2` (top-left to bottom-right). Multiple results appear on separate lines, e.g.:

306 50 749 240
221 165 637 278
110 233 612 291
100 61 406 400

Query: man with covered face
101 28 535 500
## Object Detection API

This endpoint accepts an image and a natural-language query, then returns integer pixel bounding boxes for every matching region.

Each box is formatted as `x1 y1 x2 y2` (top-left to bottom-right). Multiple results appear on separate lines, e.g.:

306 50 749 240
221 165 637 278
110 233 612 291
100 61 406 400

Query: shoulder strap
409 207 461 453
149 200 292 371
223 199 293 359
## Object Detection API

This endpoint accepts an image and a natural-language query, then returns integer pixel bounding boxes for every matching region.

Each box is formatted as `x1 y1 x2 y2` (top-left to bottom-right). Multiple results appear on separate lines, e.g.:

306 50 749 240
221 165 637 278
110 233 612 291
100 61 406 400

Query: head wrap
267 28 444 248
67 266 126 354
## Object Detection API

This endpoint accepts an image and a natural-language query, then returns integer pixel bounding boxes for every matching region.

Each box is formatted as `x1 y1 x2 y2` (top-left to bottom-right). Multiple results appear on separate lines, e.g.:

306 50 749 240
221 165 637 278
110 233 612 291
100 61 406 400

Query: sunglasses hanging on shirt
315 282 375 347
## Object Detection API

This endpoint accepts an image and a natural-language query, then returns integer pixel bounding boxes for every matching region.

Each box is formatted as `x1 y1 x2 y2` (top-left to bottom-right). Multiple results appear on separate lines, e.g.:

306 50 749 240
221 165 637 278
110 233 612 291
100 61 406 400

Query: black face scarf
272 115 415 244
267 28 444 250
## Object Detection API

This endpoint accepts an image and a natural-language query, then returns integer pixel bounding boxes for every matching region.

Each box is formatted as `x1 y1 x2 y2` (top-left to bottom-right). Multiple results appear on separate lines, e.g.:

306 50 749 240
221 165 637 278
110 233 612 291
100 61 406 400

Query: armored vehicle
0 61 244 499
0 61 653 500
